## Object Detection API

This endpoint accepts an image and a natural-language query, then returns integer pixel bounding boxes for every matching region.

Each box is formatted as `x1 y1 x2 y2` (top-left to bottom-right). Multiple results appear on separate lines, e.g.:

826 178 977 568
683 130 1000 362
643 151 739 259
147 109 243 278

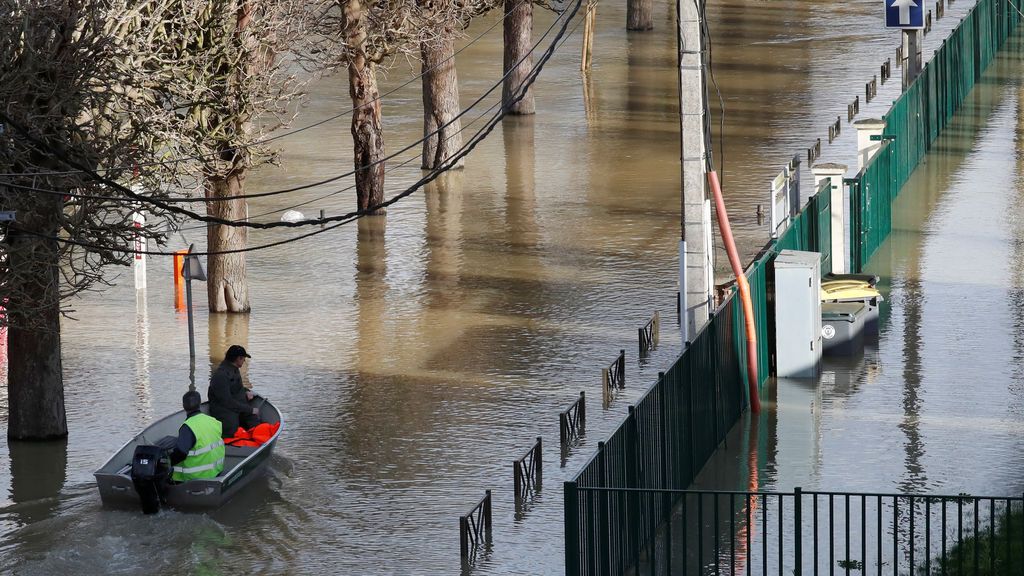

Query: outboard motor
130 445 169 514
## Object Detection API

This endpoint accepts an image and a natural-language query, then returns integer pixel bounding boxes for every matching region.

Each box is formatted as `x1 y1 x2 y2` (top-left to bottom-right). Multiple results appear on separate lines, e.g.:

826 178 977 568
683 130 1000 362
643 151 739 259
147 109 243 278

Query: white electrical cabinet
773 250 822 378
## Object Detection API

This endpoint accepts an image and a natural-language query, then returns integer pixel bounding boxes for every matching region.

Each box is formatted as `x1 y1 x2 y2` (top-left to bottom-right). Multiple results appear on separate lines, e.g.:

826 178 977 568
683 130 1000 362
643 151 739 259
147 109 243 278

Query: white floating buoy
280 210 304 223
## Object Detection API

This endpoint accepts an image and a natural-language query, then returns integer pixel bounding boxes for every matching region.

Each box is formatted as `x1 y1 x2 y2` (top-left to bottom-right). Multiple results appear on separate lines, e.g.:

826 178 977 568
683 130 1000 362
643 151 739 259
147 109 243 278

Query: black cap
182 390 202 412
225 344 251 360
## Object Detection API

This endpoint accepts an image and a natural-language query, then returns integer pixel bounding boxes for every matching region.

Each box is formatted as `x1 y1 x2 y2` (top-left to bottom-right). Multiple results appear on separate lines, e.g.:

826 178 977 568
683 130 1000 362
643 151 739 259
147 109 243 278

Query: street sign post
886 0 924 29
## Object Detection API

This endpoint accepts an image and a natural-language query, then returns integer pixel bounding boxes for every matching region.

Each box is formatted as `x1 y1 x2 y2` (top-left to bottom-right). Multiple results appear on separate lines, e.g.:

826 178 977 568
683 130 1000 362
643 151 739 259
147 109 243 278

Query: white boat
94 397 282 512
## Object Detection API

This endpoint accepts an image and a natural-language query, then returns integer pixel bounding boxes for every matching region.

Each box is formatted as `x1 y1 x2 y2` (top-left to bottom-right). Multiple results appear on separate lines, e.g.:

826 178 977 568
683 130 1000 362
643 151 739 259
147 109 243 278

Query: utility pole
678 0 713 343
902 28 923 87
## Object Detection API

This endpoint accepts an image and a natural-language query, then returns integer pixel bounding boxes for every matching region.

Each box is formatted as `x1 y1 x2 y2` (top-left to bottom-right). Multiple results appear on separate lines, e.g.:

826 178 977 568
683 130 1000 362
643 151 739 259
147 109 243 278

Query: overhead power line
0 0 533 180
1 0 569 209
8 0 586 257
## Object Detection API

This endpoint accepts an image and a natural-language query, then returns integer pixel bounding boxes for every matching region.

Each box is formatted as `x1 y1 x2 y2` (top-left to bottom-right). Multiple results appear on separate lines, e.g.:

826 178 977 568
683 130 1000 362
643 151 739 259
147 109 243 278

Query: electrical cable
8 0 585 257
178 88 498 231
0 0 570 208
0 0 534 179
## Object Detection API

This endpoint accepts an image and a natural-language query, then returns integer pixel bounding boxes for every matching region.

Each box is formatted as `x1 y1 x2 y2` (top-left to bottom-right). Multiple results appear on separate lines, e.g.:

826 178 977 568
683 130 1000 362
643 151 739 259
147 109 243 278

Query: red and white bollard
132 210 146 290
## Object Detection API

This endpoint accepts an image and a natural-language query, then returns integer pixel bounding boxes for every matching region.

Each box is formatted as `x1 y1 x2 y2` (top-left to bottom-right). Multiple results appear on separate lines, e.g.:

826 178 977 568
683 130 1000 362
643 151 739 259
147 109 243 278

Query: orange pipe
708 170 761 413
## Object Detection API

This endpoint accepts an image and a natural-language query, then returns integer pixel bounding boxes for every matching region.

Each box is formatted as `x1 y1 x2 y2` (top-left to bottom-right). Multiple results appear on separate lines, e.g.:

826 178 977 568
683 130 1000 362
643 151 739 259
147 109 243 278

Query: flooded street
0 0 1006 574
696 31 1024 505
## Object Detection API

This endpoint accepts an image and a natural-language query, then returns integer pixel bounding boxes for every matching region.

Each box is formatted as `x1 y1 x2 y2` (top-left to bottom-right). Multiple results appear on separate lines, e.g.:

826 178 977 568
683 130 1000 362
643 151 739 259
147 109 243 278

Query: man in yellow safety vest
170 391 225 482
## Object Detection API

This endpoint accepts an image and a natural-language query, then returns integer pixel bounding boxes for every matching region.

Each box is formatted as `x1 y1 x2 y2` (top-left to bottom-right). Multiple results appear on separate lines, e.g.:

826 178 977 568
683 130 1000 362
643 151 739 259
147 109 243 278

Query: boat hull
94 399 282 511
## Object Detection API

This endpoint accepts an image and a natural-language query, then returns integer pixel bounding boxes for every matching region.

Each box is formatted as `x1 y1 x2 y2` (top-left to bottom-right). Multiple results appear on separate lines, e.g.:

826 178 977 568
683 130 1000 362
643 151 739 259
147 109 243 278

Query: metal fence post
460 515 469 565
598 441 610 575
565 481 581 576
514 461 523 503
794 487 803 575
579 391 586 434
484 490 492 545
535 436 543 489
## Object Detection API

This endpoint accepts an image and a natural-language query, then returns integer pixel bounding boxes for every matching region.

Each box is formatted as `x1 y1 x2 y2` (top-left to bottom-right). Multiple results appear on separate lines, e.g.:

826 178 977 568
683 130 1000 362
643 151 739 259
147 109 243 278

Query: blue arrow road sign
886 0 924 29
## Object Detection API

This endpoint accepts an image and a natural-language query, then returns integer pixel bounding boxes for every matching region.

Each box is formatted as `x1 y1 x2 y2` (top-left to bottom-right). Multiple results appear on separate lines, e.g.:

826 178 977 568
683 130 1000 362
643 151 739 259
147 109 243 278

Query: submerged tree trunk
206 171 250 313
6 199 66 440
502 0 535 115
627 0 653 31
421 38 463 170
344 0 386 213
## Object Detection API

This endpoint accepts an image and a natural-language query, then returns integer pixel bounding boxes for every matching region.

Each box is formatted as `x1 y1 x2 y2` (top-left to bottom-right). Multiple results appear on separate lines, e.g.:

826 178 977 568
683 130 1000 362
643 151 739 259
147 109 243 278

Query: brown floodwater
0 0 1000 574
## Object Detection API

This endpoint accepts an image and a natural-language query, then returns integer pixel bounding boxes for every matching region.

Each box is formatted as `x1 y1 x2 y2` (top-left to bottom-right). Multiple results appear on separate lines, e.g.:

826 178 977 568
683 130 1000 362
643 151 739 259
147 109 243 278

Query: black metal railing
847 95 860 122
896 44 904 68
807 137 821 163
938 0 945 18
881 58 892 84
564 486 1024 576
866 75 878 103
513 437 542 507
926 9 933 32
601 349 625 406
560 391 586 447
828 116 841 143
638 311 660 357
460 490 492 567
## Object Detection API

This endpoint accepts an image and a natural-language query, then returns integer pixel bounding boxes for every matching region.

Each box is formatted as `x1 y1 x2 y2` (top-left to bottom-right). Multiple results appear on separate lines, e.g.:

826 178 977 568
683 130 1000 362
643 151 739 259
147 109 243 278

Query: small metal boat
94 397 282 512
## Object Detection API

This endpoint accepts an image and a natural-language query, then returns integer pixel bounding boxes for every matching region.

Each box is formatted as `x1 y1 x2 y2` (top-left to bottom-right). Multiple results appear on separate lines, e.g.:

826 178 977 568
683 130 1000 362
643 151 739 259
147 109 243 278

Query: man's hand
245 391 254 401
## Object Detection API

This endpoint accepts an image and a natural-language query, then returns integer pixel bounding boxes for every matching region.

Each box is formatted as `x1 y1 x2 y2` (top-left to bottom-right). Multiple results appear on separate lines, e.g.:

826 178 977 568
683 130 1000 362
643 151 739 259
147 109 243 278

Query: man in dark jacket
208 344 259 438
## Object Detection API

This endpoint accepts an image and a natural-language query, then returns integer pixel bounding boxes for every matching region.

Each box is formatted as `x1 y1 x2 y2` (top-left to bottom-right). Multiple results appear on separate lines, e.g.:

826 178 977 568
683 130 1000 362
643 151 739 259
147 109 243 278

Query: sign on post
886 0 924 29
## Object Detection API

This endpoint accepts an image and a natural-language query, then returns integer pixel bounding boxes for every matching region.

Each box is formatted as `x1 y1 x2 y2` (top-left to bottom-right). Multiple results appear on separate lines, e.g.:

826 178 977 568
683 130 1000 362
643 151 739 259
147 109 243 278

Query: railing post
618 349 625 384
811 163 849 274
514 460 523 503
597 441 610 575
460 515 469 565
579 391 586 434
484 490 492 545
559 411 568 446
658 372 669 489
565 481 581 576
794 487 803 575
535 436 543 489
602 368 610 407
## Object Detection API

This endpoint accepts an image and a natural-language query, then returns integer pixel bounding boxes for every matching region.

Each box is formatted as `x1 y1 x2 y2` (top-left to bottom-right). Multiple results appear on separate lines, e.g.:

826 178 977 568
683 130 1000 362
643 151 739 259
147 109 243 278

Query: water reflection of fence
513 437 542 506
638 312 659 357
564 487 1024 575
460 490 492 567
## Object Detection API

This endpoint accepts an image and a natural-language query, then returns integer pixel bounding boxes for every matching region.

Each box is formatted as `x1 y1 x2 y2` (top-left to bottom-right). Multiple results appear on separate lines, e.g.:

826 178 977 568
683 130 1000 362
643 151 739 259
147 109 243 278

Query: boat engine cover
131 445 169 514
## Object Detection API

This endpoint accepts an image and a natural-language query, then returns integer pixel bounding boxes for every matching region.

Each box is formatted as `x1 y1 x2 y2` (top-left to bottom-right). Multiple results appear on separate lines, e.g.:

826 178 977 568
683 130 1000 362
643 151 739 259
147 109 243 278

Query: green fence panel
850 0 1020 272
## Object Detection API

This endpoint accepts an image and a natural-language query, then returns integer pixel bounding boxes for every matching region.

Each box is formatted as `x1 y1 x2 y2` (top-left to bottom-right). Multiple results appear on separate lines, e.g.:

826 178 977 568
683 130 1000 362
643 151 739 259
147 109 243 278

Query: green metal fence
566 178 834 575
566 0 1020 571
850 0 1020 271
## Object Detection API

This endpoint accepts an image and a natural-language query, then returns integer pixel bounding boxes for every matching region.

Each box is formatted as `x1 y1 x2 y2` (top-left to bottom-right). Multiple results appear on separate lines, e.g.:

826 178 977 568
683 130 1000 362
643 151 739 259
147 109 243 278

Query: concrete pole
678 0 713 343
854 118 887 172
902 29 923 88
812 163 849 275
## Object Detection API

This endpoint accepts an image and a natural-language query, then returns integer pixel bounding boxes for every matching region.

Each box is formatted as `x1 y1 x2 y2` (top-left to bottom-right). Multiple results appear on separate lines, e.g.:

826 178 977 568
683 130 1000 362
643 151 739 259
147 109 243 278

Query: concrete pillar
854 118 887 172
812 163 849 275
678 0 712 342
